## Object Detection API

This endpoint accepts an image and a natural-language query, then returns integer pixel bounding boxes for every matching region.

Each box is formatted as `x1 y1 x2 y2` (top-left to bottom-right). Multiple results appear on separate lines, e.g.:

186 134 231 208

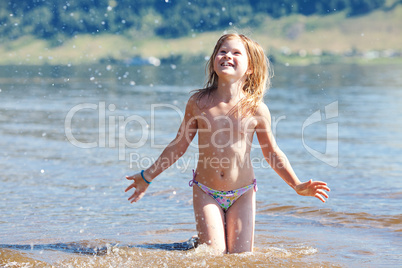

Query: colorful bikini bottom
189 170 258 211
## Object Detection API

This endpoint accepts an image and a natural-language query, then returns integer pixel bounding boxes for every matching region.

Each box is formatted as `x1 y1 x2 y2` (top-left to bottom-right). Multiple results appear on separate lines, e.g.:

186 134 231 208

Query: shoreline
1 5 401 67
1 38 402 68
0 54 401 67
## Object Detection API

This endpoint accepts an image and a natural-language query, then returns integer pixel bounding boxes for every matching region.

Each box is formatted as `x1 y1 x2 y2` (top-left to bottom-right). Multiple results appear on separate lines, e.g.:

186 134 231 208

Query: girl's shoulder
253 102 272 127
254 102 270 117
184 90 205 116
187 91 201 108
188 90 202 102
188 89 211 110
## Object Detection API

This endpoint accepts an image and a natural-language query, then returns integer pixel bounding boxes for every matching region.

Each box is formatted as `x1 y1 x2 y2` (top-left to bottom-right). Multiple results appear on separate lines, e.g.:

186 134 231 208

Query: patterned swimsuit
189 170 258 211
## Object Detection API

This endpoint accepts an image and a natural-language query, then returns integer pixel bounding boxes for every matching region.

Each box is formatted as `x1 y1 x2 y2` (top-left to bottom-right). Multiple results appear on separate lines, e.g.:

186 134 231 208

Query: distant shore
1 6 401 66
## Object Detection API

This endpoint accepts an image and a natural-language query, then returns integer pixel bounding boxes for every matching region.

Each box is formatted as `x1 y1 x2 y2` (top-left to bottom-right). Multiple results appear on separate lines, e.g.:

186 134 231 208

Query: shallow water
0 63 401 267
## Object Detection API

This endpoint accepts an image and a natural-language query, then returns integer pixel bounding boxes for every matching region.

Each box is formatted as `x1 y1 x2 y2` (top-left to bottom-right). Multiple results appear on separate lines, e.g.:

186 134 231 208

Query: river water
0 63 401 267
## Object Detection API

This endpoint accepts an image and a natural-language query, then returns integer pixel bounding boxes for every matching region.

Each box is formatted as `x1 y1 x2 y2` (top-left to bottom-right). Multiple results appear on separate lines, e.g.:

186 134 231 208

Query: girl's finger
318 189 329 199
130 194 141 203
133 192 145 203
125 183 136 192
322 186 331 192
315 193 326 203
311 181 327 186
128 194 137 202
316 185 330 192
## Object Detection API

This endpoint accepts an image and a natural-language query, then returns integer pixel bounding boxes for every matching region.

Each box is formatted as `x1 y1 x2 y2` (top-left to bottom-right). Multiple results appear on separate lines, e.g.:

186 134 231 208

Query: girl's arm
255 103 330 203
125 96 198 203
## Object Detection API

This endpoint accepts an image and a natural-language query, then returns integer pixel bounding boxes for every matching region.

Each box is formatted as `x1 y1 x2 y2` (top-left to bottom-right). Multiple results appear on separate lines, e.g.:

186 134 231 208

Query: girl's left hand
295 180 330 203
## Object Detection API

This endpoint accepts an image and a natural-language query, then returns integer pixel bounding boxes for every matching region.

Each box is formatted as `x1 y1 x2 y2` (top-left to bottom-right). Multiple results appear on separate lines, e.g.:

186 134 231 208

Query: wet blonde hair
197 33 273 117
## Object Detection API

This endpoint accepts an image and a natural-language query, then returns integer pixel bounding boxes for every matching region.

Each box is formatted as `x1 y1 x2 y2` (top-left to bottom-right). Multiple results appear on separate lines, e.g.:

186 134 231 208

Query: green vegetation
0 0 401 65
0 0 389 39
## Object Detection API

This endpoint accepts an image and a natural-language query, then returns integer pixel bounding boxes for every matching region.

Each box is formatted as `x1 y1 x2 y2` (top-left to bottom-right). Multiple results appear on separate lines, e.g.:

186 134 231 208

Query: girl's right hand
125 172 150 203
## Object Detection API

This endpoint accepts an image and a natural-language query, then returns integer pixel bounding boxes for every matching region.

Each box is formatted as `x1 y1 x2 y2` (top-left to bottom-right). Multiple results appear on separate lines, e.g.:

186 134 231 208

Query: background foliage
0 0 388 40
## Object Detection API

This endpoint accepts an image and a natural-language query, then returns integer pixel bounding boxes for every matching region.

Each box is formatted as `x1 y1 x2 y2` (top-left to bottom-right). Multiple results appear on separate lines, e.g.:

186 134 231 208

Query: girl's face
213 38 250 82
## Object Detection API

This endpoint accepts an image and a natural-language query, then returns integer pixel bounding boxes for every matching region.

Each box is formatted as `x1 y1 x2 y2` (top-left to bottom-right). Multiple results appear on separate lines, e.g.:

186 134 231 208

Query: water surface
0 63 401 267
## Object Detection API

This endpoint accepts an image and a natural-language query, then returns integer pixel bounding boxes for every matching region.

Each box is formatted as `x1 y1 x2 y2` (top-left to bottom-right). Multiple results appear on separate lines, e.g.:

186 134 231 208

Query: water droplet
41 169 45 173
108 104 116 111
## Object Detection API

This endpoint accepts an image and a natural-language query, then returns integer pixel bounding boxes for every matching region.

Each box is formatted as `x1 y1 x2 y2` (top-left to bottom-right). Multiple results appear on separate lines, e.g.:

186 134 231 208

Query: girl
125 34 330 254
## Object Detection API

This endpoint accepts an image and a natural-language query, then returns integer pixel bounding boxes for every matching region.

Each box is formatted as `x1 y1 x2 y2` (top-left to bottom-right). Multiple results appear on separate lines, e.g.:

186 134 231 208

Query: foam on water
0 242 334 268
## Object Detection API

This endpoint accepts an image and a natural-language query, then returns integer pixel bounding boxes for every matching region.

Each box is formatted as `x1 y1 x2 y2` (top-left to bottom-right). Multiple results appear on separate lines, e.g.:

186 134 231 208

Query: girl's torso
193 95 258 191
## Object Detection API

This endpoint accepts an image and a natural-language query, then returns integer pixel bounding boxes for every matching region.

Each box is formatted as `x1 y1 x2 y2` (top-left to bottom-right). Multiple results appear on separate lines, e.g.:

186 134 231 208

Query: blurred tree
156 0 254 38
0 0 390 40
25 6 54 38
349 0 385 15
252 0 298 17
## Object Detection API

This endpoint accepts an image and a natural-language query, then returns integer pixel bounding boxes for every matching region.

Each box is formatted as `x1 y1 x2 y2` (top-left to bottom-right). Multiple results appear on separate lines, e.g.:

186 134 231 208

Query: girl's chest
196 108 257 134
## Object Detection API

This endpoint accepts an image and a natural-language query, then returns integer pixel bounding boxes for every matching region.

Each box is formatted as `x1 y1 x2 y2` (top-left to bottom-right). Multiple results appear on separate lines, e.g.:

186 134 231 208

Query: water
0 63 401 267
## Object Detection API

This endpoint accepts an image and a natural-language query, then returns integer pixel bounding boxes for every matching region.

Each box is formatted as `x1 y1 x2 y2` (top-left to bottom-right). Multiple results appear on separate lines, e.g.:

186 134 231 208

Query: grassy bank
1 4 401 66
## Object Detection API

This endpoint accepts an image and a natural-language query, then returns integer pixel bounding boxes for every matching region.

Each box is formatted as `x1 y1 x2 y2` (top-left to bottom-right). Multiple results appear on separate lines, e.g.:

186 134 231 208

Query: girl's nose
223 52 232 59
